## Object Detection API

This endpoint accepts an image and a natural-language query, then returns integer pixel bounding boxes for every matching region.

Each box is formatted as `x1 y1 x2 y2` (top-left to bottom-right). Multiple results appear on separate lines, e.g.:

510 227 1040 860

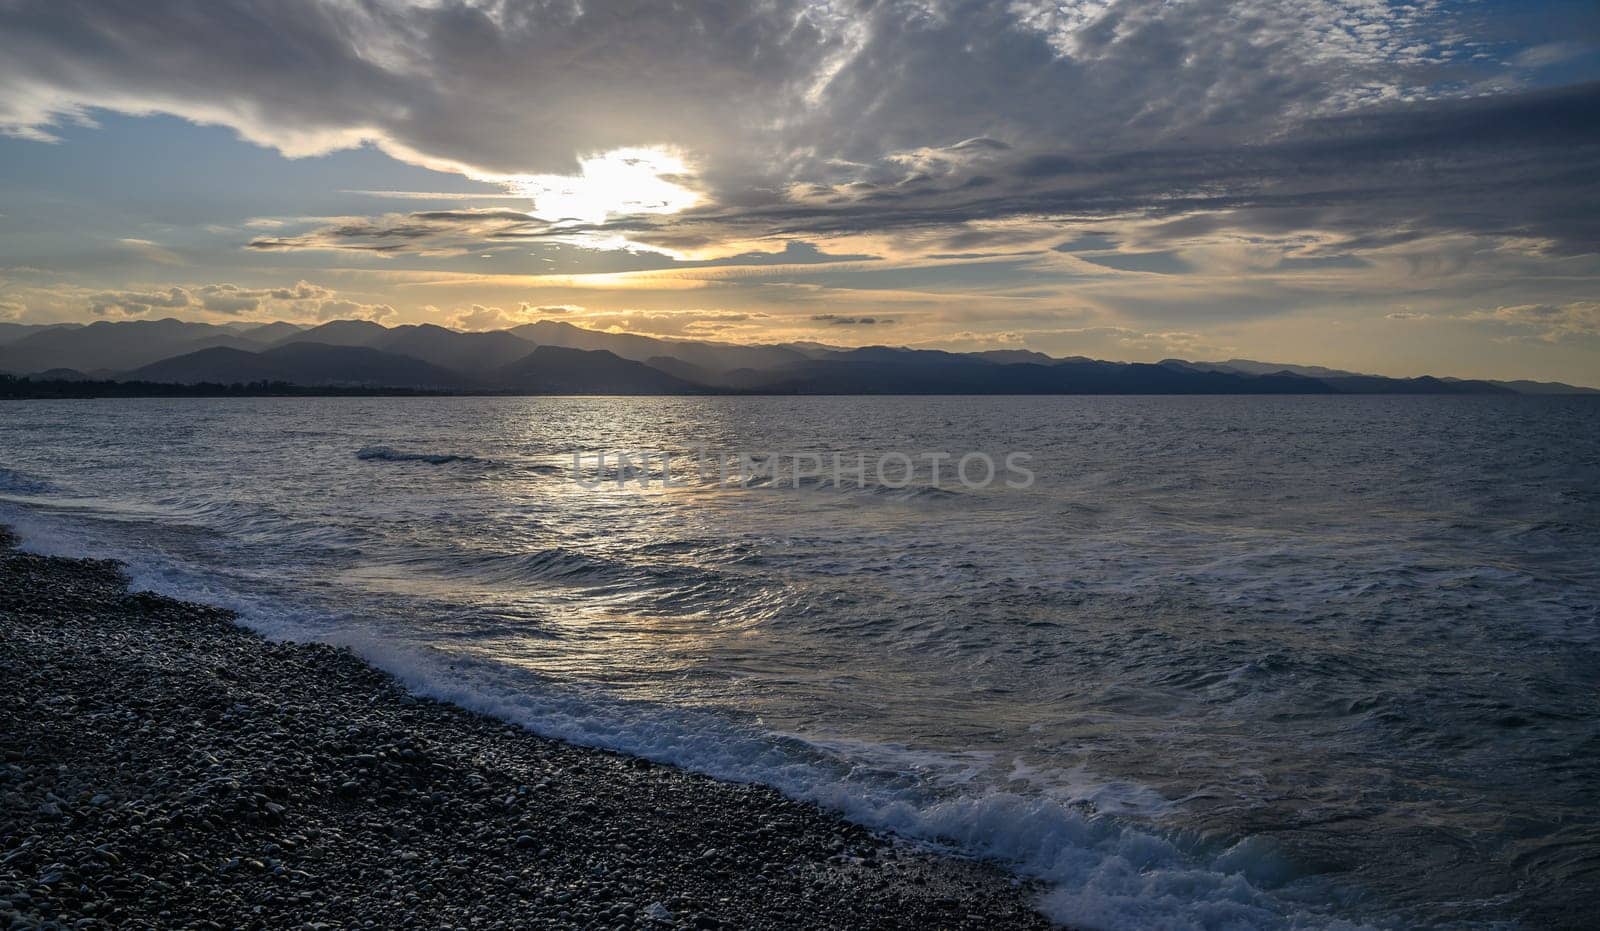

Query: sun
491 146 700 226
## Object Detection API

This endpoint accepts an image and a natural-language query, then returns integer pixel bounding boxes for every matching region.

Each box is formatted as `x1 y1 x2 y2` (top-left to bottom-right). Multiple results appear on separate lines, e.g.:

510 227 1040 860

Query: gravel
0 527 1056 930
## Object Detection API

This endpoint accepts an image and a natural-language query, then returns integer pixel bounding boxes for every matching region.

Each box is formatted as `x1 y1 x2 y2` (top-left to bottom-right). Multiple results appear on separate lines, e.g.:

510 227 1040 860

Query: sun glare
494 147 700 226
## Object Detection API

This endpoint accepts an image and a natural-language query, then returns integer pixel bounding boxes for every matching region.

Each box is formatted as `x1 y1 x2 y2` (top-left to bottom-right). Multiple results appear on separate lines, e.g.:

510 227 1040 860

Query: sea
2 395 1597 929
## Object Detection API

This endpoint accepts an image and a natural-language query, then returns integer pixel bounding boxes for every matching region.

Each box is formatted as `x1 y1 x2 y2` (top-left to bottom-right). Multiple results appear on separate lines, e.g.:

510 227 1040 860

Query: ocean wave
403 546 698 586
560 457 967 501
2 513 1374 930
360 546 788 622
324 638 1374 931
356 445 492 466
734 473 965 501
0 465 59 496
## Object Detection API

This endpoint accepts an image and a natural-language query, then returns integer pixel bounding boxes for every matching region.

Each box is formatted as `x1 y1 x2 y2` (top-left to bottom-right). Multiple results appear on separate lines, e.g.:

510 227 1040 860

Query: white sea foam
7 395 1597 928
315 631 1374 930
1 504 1367 930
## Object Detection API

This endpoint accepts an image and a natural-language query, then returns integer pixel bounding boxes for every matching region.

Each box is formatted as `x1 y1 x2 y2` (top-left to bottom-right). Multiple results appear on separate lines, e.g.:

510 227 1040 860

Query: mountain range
0 318 1594 396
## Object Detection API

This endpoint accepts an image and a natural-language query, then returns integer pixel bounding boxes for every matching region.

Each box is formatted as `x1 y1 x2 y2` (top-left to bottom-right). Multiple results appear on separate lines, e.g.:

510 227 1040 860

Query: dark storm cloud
0 0 1508 177
0 0 842 175
230 75 1600 266
2 0 1597 258
557 82 1600 255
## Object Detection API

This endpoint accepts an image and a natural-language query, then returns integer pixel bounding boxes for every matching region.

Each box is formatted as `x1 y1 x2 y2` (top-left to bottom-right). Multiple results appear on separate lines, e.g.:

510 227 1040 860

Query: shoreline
0 528 1055 929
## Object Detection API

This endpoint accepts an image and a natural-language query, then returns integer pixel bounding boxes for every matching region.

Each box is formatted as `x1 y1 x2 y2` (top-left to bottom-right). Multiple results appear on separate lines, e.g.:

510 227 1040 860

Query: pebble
0 528 1053 930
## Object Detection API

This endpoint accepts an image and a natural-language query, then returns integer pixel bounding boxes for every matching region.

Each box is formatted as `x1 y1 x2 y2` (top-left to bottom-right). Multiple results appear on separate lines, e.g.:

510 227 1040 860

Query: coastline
0 528 1054 929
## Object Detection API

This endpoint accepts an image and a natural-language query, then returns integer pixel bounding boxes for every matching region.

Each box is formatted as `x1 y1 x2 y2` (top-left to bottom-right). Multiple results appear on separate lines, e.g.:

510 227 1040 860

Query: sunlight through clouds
0 0 1595 380
488 147 701 226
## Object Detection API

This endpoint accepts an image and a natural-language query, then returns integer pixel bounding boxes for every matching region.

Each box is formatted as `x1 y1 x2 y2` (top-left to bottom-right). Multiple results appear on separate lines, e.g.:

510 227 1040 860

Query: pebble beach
0 528 1054 930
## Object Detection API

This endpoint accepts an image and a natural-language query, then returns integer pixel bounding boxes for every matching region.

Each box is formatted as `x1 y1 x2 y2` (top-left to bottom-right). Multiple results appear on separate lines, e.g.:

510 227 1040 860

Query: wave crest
356 446 490 466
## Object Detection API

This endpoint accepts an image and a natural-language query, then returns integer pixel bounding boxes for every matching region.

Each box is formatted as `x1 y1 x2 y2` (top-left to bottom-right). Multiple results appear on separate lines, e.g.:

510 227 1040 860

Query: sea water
3 395 1597 929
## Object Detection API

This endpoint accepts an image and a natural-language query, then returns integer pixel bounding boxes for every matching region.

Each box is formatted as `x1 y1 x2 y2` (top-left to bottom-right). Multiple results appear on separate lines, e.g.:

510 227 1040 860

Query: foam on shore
2 507 1375 930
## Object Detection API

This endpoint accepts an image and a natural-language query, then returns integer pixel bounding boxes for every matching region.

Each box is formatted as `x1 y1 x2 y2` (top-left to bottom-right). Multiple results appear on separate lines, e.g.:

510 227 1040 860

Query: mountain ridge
1 318 1594 395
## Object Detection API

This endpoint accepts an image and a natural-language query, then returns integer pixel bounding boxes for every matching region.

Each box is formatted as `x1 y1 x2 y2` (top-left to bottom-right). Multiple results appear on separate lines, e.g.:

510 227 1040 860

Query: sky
1 0 1598 382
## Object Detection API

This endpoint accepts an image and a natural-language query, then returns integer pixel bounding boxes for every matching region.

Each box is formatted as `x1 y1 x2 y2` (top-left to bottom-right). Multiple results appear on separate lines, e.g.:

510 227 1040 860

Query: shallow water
3 395 1597 929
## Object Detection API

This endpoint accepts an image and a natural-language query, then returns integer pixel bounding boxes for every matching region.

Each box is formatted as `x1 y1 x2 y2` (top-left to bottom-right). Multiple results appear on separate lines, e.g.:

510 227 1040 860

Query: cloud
1470 301 1600 342
449 304 516 331
70 279 392 322
0 2 1557 203
1077 251 1193 275
194 284 265 314
929 323 1230 358
266 282 336 302
0 0 842 176
448 302 580 331
795 84 1600 251
570 309 774 338
1513 42 1591 69
812 314 894 326
0 0 1596 383
937 330 1028 346
320 300 393 322
89 286 192 317
117 238 183 265
247 210 538 256
249 210 884 278
2 0 1591 268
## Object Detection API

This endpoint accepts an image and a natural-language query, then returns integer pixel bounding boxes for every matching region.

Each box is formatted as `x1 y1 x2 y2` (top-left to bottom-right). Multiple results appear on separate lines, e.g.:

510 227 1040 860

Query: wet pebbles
0 529 1054 929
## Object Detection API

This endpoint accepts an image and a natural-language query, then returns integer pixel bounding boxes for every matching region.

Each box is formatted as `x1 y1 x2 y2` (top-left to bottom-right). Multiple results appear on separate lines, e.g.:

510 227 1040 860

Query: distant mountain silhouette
128 342 471 389
1164 358 1593 394
126 347 287 384
742 351 1333 394
0 319 267 373
0 322 82 347
271 321 535 372
2 317 1593 394
493 346 705 394
509 320 809 374
1484 379 1599 395
271 319 390 348
1318 375 1516 394
238 321 308 343
971 349 1059 365
370 325 536 372
35 367 91 381
1166 358 1366 379
643 355 724 386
